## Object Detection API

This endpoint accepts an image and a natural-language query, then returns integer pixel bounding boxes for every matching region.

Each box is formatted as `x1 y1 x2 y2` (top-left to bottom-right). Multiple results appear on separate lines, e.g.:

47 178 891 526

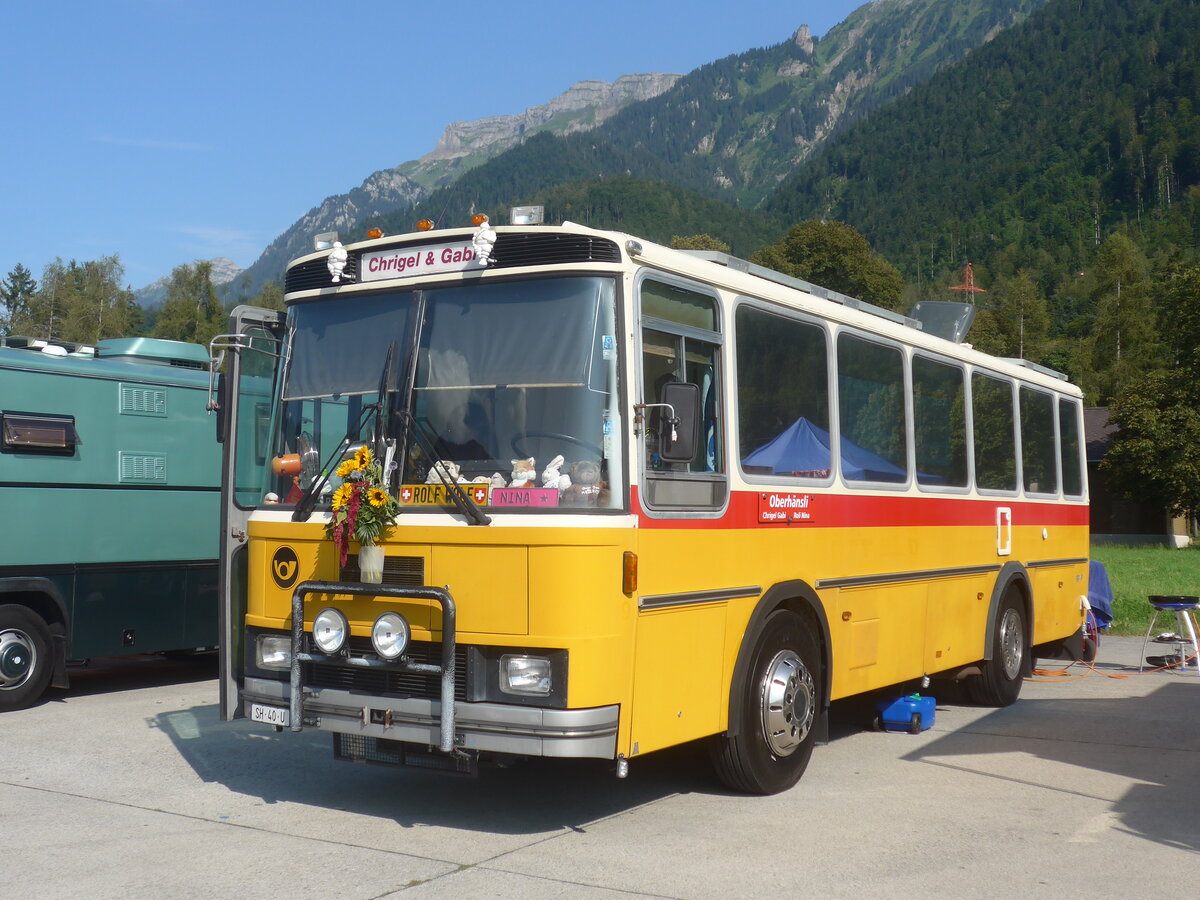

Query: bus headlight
371 612 410 660
256 635 291 671
500 654 552 695
312 608 348 654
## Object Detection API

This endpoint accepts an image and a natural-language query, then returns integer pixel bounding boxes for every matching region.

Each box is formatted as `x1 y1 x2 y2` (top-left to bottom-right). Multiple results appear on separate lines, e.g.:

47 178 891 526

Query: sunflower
354 445 373 469
336 457 360 478
367 487 389 507
331 483 354 510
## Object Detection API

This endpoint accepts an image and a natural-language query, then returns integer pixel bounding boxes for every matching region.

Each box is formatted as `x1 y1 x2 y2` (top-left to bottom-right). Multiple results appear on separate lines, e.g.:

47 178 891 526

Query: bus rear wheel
967 589 1026 707
710 609 820 795
0 604 53 712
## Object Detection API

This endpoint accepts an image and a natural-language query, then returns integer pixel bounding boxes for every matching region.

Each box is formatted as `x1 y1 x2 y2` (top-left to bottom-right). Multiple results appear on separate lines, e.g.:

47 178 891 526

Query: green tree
13 258 74 339
991 270 1052 361
10 256 140 343
1104 264 1200 518
0 263 37 334
153 261 226 346
670 234 731 253
1080 233 1158 403
750 220 905 310
250 280 285 311
63 255 140 343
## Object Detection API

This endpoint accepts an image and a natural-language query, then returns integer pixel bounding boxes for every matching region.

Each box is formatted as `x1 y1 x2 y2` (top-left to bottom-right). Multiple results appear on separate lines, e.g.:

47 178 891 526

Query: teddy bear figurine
563 459 603 506
509 457 537 488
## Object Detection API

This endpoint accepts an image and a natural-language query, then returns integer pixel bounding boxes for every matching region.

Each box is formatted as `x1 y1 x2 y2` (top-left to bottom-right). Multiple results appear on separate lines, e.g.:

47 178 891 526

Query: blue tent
743 417 907 482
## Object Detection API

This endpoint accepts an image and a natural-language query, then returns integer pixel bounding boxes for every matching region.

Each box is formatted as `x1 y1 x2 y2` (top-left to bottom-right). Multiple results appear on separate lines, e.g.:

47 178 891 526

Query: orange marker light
366 227 383 239
416 219 434 231
622 551 638 596
471 214 489 226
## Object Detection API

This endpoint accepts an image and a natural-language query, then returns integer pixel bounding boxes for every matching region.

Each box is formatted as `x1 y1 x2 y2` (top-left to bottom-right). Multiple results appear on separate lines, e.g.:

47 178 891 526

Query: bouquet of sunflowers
325 445 398 566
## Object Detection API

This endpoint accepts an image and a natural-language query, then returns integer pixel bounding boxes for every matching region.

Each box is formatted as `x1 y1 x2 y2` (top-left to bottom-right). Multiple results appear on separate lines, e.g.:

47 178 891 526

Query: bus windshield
273 275 622 510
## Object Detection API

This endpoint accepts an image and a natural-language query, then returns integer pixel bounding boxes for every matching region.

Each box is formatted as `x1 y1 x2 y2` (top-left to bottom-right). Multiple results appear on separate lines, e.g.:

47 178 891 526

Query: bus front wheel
967 589 1026 707
710 609 820 795
0 604 53 712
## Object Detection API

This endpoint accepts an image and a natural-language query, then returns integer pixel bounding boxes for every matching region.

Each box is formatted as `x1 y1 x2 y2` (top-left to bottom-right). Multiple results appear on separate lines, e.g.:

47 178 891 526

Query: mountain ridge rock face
231 73 681 295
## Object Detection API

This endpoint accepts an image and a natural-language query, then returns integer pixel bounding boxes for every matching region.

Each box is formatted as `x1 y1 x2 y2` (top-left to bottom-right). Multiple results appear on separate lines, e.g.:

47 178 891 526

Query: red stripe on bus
631 486 1089 529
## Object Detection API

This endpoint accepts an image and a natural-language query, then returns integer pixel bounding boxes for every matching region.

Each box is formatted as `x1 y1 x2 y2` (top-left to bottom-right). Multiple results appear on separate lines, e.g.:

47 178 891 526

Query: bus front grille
304 637 469 702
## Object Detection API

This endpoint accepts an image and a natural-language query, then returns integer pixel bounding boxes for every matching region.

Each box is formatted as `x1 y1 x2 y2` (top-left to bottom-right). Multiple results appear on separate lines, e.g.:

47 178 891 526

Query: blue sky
2 0 864 291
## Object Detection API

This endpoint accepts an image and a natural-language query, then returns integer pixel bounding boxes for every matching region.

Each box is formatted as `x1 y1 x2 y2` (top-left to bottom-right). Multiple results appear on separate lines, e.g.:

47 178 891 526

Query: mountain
567 0 1051 207
236 74 680 294
135 257 242 308
374 0 1051 248
235 0 1046 291
765 0 1200 294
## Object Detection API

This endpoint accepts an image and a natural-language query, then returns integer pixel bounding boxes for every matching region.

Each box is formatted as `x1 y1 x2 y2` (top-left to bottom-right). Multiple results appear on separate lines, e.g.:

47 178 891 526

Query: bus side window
639 279 726 509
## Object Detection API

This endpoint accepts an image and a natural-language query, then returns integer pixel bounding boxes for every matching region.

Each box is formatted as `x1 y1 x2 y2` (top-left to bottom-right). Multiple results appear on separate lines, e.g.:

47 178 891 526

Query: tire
710 609 821 794
0 604 54 712
908 713 922 735
967 589 1026 707
1081 613 1099 664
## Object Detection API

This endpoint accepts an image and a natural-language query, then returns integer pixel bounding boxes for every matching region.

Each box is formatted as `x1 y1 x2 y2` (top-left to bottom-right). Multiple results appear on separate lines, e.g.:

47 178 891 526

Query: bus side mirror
659 382 701 463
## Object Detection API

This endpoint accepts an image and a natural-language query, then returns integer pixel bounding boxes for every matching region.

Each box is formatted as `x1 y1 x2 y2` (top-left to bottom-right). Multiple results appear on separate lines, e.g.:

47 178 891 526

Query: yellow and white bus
215 215 1089 794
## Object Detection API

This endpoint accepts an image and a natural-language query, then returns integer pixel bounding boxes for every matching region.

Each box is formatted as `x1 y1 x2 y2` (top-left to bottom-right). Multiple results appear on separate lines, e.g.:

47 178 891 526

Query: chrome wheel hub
0 629 35 689
760 649 815 757
998 607 1024 680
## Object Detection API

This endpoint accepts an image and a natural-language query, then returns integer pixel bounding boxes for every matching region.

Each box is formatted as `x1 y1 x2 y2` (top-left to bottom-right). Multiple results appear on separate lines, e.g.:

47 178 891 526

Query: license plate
249 703 290 726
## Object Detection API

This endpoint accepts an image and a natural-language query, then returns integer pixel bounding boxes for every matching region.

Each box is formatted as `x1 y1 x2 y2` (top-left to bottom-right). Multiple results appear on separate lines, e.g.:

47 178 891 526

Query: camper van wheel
968 589 1026 707
0 604 54 712
710 609 820 795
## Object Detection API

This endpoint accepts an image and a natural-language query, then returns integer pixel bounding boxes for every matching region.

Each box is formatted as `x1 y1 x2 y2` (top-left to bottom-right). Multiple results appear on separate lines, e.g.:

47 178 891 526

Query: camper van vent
119 452 167 483
120 386 167 417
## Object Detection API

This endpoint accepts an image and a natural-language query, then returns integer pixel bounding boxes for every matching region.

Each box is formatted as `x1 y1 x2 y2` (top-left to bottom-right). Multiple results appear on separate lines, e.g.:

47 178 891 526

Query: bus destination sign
361 241 481 282
758 492 815 524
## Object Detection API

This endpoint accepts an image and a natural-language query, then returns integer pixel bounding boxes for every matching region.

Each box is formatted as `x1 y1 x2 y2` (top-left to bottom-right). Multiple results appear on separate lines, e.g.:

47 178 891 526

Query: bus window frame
1058 395 1087 500
910 350 971 496
635 269 729 520
1018 383 1061 500
730 296 835 489
832 325 913 490
967 367 1020 498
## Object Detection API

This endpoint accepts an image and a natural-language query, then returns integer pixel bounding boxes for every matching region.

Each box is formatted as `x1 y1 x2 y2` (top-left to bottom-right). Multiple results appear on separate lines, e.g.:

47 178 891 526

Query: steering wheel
511 431 602 459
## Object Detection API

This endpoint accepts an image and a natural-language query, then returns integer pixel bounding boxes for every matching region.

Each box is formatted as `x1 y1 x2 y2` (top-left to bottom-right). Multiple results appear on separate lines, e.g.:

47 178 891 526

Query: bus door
631 277 730 755
213 305 284 721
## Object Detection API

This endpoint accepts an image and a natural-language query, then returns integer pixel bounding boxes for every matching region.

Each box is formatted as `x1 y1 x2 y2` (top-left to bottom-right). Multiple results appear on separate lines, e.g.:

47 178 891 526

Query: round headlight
371 612 410 660
312 607 348 654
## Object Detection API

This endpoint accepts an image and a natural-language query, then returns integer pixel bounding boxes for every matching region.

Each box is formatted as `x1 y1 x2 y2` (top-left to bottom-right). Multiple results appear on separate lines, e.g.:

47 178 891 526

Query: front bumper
244 676 618 758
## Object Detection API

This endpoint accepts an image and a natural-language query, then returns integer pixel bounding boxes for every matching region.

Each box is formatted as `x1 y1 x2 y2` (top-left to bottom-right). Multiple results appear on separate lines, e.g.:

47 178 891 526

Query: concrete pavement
2 636 1197 898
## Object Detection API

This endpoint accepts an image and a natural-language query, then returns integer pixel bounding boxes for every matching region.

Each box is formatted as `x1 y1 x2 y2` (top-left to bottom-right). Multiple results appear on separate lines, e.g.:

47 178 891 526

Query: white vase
358 543 384 584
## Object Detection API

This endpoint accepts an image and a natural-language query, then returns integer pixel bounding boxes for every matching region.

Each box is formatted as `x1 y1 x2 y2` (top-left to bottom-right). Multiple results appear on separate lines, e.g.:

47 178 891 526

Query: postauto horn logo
271 546 300 589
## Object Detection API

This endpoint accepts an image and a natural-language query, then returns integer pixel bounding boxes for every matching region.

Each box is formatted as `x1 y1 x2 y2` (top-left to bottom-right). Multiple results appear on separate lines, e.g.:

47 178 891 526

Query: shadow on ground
901 678 1200 854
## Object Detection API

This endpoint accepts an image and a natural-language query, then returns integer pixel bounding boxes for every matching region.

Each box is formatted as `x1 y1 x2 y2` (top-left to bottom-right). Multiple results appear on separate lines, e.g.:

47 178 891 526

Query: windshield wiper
399 410 491 526
291 404 377 522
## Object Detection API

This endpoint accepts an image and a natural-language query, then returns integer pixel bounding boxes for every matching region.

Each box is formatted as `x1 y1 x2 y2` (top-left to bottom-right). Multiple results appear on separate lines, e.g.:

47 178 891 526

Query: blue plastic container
876 694 936 734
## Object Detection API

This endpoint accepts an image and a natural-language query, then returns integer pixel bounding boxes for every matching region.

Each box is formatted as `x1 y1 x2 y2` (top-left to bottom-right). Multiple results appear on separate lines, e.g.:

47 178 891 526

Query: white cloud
91 133 216 152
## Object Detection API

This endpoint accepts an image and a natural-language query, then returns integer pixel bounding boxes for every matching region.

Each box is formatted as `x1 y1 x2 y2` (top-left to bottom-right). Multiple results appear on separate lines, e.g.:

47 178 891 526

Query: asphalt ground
2 635 1198 899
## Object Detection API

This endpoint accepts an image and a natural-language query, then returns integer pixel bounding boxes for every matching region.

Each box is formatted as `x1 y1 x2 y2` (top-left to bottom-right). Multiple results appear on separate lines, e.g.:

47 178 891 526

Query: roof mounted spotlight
314 231 338 252
626 240 644 257
509 205 544 225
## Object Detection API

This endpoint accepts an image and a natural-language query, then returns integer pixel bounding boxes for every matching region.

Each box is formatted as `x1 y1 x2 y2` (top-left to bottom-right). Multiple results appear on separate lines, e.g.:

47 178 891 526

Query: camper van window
1 412 80 454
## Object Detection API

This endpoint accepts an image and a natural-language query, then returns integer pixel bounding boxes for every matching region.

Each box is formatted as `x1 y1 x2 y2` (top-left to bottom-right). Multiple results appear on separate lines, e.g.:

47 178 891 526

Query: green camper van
0 336 219 711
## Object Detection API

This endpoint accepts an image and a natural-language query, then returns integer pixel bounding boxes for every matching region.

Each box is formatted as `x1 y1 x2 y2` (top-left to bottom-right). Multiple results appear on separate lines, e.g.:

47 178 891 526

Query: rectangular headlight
256 635 292 671
500 654 552 695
